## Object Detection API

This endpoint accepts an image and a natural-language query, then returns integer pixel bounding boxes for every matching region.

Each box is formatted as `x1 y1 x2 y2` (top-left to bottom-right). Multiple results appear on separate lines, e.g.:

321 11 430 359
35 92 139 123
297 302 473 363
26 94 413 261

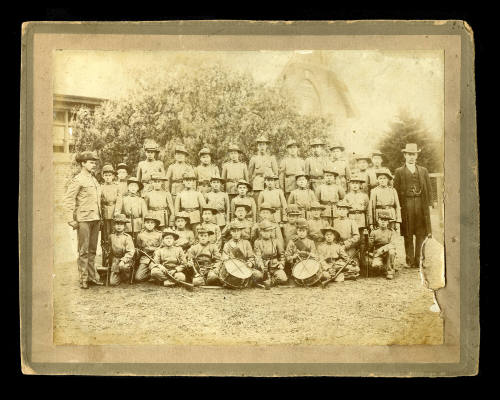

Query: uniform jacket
153 245 186 270
222 239 255 267
63 169 102 222
330 158 351 182
137 160 165 183
251 221 284 248
393 164 433 236
307 217 329 243
109 232 135 262
117 179 129 196
368 228 397 253
174 229 195 251
165 162 195 195
282 222 297 248
304 156 326 179
368 185 402 225
221 161 249 195
174 189 205 225
101 182 121 220
279 156 305 193
315 183 345 218
205 190 230 226
194 164 220 186
221 218 253 241
345 191 369 229
257 189 288 223
136 229 162 263
197 222 222 249
287 188 318 215
254 238 285 269
186 242 221 270
317 241 349 267
352 169 370 195
114 193 148 233
285 237 318 264
231 195 257 222
333 217 360 249
144 190 175 227
248 154 278 191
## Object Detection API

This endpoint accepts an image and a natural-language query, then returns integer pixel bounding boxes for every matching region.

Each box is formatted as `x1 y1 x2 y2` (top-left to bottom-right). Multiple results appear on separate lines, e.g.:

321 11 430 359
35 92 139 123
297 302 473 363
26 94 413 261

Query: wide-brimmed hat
76 151 99 163
321 226 341 239
377 210 394 221
323 167 339 176
143 213 161 226
286 139 298 148
401 143 421 153
259 220 275 231
162 228 179 239
329 142 345 151
355 154 371 162
310 138 325 147
201 204 218 214
198 147 211 157
295 218 308 230
210 174 225 182
182 171 196 180
127 177 144 190
144 139 160 152
264 173 279 180
228 144 242 153
336 200 351 209
349 174 366 183
101 164 116 175
375 168 394 180
295 172 309 180
116 163 129 172
310 201 325 210
233 203 251 212
256 135 270 143
371 149 384 158
174 144 189 155
174 212 191 222
229 221 246 230
236 179 252 189
259 202 275 212
287 204 302 215
151 173 167 181
196 225 215 235
113 214 129 224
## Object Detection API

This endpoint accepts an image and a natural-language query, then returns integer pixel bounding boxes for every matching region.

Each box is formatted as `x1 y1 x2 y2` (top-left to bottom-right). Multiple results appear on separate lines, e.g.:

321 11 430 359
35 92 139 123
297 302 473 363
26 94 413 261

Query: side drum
219 258 253 289
292 259 322 286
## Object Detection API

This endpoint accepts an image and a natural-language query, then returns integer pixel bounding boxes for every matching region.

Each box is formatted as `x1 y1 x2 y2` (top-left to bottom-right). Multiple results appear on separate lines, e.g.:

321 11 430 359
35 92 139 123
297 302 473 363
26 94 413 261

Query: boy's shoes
80 281 89 289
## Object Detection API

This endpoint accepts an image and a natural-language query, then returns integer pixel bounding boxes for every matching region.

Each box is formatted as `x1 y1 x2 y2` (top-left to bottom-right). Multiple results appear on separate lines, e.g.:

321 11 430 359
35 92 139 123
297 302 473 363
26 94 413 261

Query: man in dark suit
393 144 433 268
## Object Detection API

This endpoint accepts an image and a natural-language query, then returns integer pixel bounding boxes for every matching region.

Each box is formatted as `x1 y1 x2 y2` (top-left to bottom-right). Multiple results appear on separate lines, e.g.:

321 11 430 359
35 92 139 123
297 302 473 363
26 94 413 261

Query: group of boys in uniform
65 137 433 289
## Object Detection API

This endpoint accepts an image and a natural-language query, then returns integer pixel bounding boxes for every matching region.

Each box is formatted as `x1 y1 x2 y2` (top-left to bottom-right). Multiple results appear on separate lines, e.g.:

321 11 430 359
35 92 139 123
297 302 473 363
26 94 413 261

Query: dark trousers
403 196 427 266
77 220 100 284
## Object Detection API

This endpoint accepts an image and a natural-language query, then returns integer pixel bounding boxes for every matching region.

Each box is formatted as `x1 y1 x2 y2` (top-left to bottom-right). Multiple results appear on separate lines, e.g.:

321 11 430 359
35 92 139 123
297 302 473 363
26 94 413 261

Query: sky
54 50 444 152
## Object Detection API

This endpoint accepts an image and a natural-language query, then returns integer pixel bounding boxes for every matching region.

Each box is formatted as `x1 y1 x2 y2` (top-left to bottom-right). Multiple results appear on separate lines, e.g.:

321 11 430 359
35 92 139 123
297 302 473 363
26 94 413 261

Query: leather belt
320 201 337 205
149 207 166 211
376 205 393 209
350 210 365 214
182 207 198 212
172 179 183 183
103 201 115 206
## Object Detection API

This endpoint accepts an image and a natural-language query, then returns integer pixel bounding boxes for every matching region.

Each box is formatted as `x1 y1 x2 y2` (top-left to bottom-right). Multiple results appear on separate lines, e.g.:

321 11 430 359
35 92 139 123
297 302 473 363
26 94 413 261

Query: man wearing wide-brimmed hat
393 143 433 268
328 142 351 191
368 168 401 231
100 164 121 249
134 213 162 283
108 214 136 287
221 143 249 202
230 179 257 223
305 138 327 191
114 177 148 242
279 139 305 198
143 173 175 229
165 144 195 199
248 135 279 203
63 151 103 288
368 210 398 279
137 139 165 195
194 147 220 194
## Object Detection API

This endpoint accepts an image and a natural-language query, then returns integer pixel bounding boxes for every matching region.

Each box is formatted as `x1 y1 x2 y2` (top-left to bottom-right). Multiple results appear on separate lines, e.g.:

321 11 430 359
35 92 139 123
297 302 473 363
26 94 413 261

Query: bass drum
219 258 253 289
292 259 322 286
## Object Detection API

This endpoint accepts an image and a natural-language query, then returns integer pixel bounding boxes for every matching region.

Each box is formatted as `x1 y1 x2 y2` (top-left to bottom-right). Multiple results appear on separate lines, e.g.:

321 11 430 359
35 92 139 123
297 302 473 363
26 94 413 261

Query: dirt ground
53 235 443 345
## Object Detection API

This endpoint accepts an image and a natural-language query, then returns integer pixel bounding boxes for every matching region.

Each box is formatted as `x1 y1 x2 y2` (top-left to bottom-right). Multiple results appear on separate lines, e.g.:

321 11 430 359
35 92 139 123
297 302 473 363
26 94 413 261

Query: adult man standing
63 151 103 289
393 143 433 268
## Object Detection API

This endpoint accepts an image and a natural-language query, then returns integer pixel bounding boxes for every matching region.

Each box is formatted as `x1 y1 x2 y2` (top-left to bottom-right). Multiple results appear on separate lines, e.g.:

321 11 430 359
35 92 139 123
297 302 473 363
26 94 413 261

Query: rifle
137 249 194 290
321 249 360 288
362 228 370 278
130 216 136 284
100 219 110 286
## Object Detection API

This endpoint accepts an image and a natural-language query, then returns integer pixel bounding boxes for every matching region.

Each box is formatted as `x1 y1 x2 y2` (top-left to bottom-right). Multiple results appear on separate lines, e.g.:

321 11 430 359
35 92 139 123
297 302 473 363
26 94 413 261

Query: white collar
406 163 416 172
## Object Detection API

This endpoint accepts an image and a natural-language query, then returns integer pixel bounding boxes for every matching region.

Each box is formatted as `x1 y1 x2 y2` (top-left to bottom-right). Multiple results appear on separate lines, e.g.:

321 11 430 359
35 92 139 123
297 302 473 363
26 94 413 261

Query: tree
71 65 333 178
377 111 443 173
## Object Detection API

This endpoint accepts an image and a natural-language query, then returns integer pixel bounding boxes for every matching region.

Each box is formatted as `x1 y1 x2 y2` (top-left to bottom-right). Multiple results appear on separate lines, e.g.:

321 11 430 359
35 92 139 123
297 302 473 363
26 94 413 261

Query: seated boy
317 226 354 282
222 221 261 287
230 179 257 223
284 218 318 277
282 204 302 248
333 200 361 279
368 211 398 279
151 228 188 287
109 214 136 286
134 213 162 282
173 211 195 252
197 204 222 249
250 202 284 248
221 203 253 241
254 220 288 287
187 226 222 286
306 201 329 245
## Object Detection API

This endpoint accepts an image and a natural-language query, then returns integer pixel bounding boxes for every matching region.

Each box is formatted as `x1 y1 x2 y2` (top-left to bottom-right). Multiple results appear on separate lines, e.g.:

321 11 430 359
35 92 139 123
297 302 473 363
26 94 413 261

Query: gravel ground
53 241 443 346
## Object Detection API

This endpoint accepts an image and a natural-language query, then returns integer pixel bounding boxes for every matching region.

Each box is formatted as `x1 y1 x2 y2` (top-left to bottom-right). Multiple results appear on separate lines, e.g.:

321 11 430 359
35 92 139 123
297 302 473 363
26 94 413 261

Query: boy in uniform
282 204 302 248
221 203 253 242
353 154 372 195
187 226 222 286
165 144 195 200
194 147 220 194
333 200 360 279
279 139 305 198
197 204 222 249
230 179 257 222
109 214 136 286
250 202 284 248
315 167 345 226
305 138 327 191
100 164 121 248
345 174 370 232
367 150 386 191
114 177 148 243
368 210 398 279
144 173 175 229
174 171 206 233
317 226 353 282
368 168 401 231
254 220 288 287
257 173 288 224
134 214 162 282
284 218 318 277
221 221 262 287
221 144 249 203
116 163 130 196
328 143 351 191
173 212 195 252
136 140 165 195
248 135 279 203
151 228 187 287
205 175 230 231
287 173 318 219
306 201 329 246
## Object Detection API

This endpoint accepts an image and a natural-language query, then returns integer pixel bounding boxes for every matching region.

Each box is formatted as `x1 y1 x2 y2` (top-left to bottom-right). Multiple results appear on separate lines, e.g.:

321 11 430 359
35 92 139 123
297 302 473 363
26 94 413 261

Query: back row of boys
96 136 400 285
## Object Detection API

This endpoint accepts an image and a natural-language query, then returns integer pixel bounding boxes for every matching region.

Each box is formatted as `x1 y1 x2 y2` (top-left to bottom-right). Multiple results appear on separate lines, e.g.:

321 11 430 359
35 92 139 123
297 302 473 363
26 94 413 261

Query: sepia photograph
20 20 477 376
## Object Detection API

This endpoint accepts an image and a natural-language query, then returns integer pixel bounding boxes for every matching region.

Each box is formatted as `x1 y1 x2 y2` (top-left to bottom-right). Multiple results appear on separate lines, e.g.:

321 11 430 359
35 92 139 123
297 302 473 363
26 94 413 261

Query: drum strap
229 244 246 260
